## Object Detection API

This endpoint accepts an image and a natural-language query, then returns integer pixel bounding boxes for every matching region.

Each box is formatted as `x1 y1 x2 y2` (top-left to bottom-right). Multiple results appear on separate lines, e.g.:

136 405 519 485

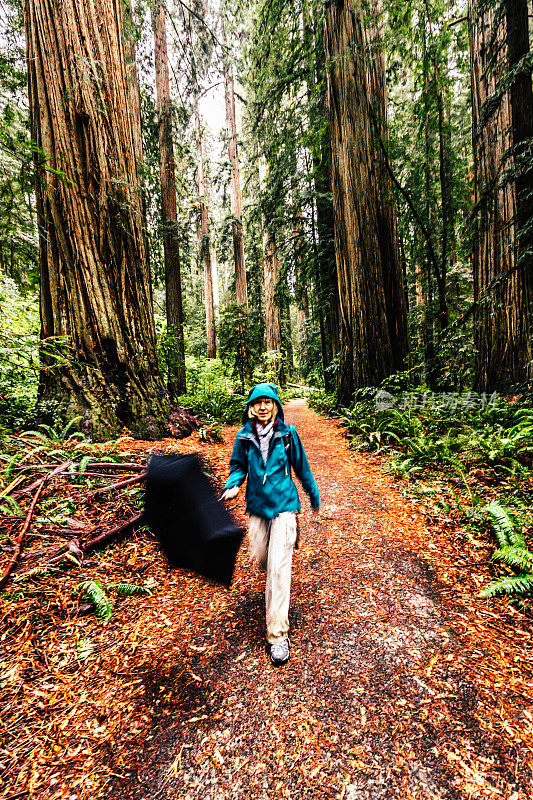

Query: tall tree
221 12 248 307
468 0 533 391
152 0 186 397
504 0 533 381
292 183 310 354
259 155 283 359
324 0 408 403
195 100 216 358
26 0 169 439
365 0 408 369
302 0 340 390
381 0 474 388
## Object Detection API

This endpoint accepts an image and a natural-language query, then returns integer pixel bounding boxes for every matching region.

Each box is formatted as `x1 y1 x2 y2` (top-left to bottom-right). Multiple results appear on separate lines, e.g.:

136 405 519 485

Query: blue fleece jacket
223 383 320 519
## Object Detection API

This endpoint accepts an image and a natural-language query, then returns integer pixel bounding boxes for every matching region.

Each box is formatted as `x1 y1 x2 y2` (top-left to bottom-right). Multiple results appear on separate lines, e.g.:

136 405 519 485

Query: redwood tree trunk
291 174 309 357
505 0 533 371
259 156 283 358
324 0 406 403
365 0 409 368
221 14 248 308
468 0 533 391
195 102 216 359
303 0 340 389
26 0 169 439
152 0 186 396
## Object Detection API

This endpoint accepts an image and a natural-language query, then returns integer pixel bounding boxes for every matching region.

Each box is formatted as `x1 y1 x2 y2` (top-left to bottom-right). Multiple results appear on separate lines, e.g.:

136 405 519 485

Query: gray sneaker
270 639 290 666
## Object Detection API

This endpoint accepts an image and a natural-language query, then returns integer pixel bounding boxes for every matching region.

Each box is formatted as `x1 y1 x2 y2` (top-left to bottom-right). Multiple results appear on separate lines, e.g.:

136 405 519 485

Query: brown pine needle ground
1 400 532 799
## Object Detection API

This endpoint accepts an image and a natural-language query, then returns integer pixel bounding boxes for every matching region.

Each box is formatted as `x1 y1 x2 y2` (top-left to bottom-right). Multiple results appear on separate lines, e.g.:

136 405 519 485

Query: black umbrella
144 453 245 587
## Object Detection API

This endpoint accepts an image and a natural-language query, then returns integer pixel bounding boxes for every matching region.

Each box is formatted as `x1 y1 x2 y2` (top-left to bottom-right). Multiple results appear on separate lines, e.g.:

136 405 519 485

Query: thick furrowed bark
325 0 407 403
365 0 409 370
468 0 533 391
27 0 170 439
153 0 186 397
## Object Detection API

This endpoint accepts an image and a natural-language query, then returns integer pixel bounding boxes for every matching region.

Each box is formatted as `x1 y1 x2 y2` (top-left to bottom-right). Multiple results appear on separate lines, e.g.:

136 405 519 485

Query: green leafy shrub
308 390 338 416
0 278 39 431
0 278 85 434
179 356 246 424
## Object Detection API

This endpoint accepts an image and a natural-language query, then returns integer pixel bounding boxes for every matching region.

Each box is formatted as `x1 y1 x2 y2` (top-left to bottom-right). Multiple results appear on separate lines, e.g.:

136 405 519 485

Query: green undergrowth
77 578 158 623
179 357 246 425
0 277 40 432
0 423 145 520
309 383 533 608
180 355 308 427
479 503 533 608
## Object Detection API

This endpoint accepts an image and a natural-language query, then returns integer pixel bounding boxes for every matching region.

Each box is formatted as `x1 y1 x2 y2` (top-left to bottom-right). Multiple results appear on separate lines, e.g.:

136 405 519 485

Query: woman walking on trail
221 383 320 666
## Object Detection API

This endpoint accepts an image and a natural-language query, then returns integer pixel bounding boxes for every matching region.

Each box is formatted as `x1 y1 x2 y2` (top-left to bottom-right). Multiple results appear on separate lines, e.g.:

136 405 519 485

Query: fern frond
76 638 94 662
2 453 20 481
484 502 523 547
60 416 82 439
78 579 113 620
77 455 92 476
479 574 533 598
1 495 22 516
19 445 48 464
38 424 58 440
21 430 49 442
113 582 152 597
491 546 533 572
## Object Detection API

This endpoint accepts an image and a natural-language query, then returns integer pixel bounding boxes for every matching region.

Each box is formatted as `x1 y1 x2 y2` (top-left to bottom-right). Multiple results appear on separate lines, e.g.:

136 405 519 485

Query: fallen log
0 461 74 590
287 382 317 391
84 513 144 550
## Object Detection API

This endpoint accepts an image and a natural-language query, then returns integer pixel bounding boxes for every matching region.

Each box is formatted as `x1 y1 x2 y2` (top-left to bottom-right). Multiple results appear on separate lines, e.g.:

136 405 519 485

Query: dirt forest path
116 399 533 800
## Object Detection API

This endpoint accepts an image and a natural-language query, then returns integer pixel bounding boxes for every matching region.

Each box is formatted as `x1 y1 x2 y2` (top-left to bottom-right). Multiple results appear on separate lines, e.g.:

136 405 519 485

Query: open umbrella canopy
144 453 245 587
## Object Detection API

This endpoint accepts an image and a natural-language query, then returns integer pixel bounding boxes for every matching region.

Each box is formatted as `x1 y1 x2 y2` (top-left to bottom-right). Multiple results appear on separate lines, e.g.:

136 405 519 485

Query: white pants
248 512 298 644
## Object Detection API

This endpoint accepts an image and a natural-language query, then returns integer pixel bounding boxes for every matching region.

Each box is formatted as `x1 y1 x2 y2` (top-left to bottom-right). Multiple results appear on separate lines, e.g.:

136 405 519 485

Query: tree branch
0 461 73 590
174 0 224 49
448 15 467 27
85 472 147 497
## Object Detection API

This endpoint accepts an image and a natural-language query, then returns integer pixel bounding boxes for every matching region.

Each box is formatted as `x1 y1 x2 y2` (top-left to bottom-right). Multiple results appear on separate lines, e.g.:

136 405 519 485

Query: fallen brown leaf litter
1 399 532 800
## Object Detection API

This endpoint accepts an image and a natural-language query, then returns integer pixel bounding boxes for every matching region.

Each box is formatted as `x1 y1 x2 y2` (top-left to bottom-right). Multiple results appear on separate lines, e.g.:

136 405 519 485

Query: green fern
484 502 525 548
479 574 533 598
2 453 21 481
76 638 94 662
0 495 22 516
481 503 533 601
113 581 153 597
492 546 533 573
60 416 83 440
78 580 113 621
68 455 91 476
